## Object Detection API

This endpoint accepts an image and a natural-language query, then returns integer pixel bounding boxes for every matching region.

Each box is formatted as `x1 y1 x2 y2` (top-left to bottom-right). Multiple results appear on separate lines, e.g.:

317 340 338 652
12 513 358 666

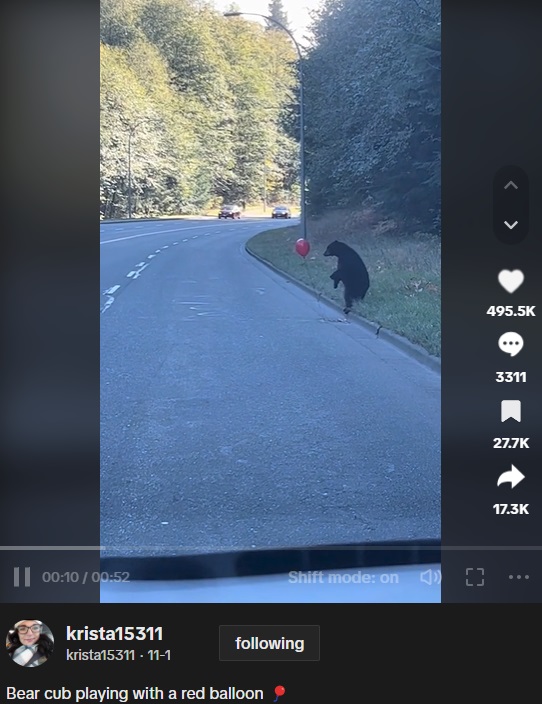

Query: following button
219 625 320 661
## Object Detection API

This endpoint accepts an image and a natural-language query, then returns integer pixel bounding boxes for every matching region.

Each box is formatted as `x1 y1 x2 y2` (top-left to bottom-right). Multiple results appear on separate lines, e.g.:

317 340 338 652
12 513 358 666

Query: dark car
271 205 291 219
218 204 242 219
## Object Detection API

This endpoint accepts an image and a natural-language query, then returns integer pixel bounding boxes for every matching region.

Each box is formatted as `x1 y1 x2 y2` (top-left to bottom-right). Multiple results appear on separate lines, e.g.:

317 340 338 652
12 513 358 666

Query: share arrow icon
497 465 525 488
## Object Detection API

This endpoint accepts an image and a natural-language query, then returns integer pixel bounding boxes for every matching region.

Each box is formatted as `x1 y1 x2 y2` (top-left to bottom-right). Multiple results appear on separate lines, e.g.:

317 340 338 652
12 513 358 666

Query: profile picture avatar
6 620 54 667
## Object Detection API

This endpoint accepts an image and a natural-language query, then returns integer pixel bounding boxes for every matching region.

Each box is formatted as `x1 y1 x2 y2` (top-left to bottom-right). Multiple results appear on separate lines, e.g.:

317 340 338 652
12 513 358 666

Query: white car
218 204 242 219
271 205 292 219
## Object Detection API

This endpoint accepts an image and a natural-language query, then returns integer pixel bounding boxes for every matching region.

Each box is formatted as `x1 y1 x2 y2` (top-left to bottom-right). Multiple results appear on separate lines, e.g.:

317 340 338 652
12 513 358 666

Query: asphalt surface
100 217 440 556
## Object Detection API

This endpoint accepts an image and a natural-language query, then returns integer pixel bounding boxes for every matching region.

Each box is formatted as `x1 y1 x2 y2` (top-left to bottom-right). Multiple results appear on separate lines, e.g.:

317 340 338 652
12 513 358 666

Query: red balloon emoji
274 685 286 702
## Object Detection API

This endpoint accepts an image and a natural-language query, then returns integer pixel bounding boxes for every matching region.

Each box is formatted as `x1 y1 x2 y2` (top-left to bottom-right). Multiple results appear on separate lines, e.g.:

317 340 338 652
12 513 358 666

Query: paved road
100 217 440 556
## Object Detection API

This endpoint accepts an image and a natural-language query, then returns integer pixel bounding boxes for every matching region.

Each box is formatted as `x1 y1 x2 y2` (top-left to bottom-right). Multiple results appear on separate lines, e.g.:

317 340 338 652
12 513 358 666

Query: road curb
244 244 441 374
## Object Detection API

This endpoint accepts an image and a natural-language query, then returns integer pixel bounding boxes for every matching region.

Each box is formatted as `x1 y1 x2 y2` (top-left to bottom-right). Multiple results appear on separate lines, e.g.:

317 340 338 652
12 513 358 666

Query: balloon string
302 256 327 319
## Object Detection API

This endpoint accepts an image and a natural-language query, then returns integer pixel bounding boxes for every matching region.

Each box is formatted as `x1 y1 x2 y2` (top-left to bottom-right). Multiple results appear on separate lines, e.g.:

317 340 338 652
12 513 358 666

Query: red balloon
295 238 310 258
275 685 286 697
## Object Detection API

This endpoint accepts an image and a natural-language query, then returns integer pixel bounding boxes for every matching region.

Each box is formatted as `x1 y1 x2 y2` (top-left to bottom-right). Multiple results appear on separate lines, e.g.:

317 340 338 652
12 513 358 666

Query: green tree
266 0 290 31
100 0 144 47
304 0 440 234
100 0 300 217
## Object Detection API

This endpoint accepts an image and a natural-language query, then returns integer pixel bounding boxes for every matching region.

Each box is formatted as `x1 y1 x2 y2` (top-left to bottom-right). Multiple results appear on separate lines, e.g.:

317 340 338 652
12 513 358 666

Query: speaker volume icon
420 569 441 585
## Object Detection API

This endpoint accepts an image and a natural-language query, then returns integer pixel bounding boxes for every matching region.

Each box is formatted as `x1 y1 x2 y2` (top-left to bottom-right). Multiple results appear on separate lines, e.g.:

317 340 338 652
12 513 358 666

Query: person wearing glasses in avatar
6 620 54 666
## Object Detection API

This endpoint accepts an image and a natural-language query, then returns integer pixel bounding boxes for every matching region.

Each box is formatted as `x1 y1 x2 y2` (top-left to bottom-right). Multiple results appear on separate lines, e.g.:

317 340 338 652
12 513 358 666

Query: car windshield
100 0 441 569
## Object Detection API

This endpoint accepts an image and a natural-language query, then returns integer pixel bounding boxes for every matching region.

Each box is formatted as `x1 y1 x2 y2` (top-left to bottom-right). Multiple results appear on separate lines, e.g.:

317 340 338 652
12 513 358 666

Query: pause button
14 567 31 587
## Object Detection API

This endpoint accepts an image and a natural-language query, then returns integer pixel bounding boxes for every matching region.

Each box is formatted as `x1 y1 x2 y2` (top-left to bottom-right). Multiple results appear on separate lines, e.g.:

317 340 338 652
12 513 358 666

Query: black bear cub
323 240 370 314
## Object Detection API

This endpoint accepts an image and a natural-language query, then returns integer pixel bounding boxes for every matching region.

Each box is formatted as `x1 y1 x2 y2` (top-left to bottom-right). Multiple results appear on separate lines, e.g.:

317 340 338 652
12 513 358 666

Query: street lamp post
263 162 267 212
122 120 142 219
127 126 132 219
224 11 307 241
126 124 137 219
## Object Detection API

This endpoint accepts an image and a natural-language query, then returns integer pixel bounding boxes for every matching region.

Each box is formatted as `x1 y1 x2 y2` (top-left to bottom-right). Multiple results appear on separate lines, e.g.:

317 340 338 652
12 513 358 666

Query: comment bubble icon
498 332 523 356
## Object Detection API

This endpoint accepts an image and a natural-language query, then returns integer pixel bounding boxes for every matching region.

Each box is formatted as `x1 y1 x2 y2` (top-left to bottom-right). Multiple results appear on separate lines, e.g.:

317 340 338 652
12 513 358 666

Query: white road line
101 296 115 314
131 263 149 279
104 285 120 295
173 242 178 245
182 239 188 242
128 260 151 279
155 249 161 253
162 245 169 249
192 235 198 239
100 222 241 244
147 254 156 259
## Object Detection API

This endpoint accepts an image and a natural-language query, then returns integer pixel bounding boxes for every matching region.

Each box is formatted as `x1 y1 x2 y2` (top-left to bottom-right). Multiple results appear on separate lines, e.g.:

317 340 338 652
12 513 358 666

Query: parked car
271 205 291 219
218 204 241 219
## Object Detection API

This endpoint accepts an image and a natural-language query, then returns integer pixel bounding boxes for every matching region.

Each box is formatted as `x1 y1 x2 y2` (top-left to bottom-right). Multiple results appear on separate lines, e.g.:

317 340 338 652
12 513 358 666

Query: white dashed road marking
103 218 274 313
100 222 247 244
101 296 115 315
130 264 149 279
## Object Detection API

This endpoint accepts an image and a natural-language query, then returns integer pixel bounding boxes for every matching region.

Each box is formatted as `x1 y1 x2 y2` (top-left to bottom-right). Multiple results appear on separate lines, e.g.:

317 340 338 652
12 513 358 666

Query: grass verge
246 210 441 357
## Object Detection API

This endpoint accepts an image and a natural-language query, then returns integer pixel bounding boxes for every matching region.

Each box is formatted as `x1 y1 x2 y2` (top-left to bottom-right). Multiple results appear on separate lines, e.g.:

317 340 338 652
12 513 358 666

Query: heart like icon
498 269 524 294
